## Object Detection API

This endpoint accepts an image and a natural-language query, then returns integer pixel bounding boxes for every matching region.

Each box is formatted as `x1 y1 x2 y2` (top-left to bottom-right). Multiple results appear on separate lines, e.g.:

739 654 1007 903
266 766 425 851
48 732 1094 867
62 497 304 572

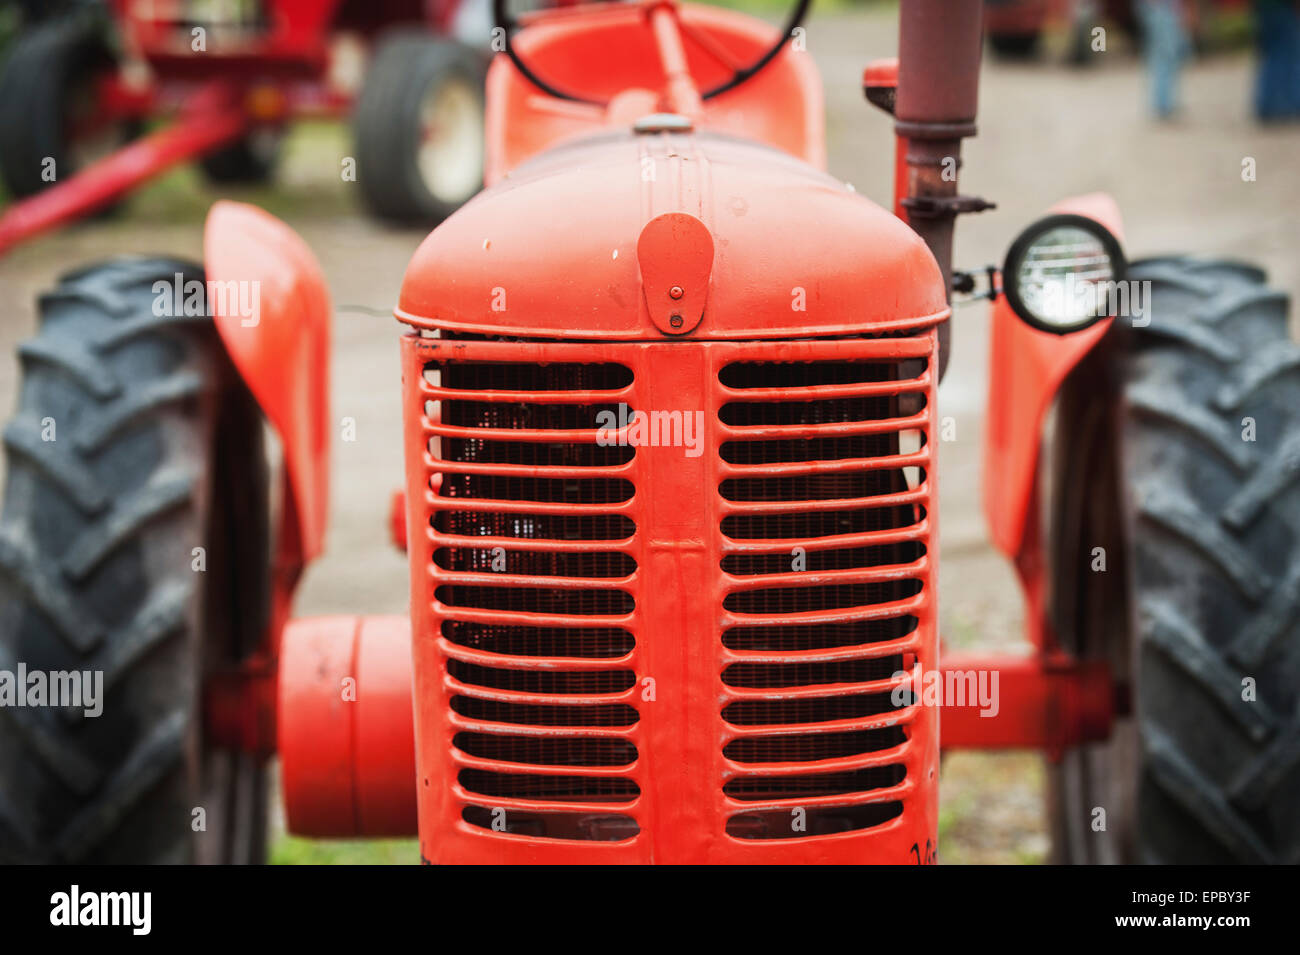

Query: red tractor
1 0 1297 864
0 0 489 254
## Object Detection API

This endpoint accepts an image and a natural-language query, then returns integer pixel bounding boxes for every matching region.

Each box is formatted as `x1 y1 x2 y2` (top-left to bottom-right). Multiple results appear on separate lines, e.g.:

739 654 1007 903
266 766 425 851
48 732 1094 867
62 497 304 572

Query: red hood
397 130 947 340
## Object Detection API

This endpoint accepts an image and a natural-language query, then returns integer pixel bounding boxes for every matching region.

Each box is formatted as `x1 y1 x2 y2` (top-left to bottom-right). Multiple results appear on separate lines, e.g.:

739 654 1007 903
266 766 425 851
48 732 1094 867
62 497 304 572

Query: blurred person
1136 0 1190 119
1255 0 1300 121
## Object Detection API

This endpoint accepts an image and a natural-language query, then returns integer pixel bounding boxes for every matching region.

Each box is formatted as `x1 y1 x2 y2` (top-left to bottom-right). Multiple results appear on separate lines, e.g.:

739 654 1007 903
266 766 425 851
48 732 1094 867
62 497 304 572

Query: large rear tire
0 259 271 863
1048 258 1300 864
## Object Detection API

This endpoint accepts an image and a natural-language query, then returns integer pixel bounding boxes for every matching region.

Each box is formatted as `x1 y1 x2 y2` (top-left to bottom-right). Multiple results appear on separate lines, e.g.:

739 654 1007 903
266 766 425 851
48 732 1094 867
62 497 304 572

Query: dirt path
1 6 1296 863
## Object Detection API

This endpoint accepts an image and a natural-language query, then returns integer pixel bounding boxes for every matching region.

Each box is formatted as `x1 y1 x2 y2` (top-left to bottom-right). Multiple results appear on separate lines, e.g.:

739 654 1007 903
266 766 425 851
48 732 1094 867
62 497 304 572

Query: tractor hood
397 129 947 339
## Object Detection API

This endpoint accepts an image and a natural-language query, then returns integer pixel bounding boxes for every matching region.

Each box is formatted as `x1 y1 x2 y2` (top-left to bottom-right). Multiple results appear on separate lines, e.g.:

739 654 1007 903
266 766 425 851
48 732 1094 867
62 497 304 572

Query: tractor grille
717 357 928 840
405 333 936 861
424 359 642 841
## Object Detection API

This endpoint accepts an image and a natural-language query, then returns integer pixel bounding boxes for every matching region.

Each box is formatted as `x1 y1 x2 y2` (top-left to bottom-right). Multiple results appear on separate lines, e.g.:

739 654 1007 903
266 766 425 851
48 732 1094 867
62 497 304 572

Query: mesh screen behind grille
453 733 637 766
443 621 633 658
448 660 635 694
435 548 636 578
436 585 633 615
451 696 639 727
437 474 633 504
461 806 639 841
459 770 640 801
724 727 906 763
430 360 639 842
722 618 917 652
723 766 906 801
718 357 926 840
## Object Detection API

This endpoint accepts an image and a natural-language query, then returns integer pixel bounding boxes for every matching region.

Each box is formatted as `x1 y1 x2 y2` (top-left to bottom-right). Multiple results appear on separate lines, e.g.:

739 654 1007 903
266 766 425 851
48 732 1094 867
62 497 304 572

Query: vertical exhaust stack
895 0 987 379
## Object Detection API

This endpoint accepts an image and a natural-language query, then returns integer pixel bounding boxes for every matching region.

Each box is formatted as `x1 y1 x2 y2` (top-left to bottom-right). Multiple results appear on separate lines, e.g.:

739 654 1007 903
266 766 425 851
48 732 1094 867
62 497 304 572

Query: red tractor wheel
1047 258 1300 864
0 259 271 863
0 13 139 203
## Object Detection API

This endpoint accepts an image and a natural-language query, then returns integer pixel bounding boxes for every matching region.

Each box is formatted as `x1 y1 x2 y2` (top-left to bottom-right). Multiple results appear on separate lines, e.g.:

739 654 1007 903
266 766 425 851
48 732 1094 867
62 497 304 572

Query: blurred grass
272 836 418 865
938 753 1048 865
126 120 356 223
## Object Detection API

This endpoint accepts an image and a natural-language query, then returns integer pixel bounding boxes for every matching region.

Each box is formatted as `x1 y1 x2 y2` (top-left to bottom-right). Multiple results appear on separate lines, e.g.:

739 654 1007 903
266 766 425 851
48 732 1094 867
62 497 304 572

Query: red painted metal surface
650 3 705 118
391 489 409 552
279 615 419 837
483 2 825 183
636 212 714 335
399 133 946 340
0 83 247 257
860 58 904 220
111 0 408 72
938 654 1113 756
400 325 941 863
270 621 1116 839
204 201 332 568
983 193 1125 560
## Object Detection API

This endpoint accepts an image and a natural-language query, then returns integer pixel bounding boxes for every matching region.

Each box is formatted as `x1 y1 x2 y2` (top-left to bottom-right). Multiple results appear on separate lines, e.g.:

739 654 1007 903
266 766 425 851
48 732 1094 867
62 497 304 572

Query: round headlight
1002 214 1127 334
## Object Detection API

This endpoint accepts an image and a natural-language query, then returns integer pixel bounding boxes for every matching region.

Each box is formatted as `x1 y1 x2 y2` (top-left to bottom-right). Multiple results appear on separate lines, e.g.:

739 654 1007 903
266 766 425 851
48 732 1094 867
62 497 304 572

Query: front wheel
1048 257 1300 864
0 259 271 863
353 33 487 225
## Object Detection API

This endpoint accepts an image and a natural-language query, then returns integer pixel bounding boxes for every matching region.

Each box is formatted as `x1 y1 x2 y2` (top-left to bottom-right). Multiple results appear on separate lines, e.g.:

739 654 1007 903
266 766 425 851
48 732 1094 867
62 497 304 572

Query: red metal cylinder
278 615 418 837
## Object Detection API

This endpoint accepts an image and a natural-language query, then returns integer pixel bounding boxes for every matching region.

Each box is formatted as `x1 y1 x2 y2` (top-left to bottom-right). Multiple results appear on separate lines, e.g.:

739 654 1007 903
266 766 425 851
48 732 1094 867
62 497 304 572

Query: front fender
204 201 331 565
983 193 1124 557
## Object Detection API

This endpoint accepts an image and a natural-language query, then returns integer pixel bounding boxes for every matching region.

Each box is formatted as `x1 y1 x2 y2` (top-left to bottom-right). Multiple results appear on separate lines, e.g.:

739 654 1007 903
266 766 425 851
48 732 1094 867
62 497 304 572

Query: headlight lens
1003 214 1126 334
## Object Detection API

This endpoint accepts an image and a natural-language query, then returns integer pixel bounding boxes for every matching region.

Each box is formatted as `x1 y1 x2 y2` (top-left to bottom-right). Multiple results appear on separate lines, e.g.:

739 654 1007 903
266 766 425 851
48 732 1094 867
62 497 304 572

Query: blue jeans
1137 0 1189 117
1256 1 1300 119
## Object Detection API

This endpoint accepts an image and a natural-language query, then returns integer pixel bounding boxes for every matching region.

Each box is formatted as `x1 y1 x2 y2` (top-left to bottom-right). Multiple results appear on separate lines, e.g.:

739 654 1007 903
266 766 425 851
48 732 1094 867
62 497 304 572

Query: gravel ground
1 5 1296 864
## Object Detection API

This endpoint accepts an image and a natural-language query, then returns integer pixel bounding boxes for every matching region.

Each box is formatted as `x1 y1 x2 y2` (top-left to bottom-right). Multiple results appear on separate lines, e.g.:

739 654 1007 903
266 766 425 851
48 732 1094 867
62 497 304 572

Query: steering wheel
491 0 813 106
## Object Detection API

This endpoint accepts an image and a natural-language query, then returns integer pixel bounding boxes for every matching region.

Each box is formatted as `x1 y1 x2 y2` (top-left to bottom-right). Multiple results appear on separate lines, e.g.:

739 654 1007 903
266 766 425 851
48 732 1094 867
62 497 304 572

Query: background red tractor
0 0 1297 864
0 0 490 255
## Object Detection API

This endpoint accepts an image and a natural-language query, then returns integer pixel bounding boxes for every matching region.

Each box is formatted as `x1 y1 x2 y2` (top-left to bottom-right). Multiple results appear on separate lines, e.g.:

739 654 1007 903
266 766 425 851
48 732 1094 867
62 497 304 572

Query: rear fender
204 201 331 567
983 192 1125 558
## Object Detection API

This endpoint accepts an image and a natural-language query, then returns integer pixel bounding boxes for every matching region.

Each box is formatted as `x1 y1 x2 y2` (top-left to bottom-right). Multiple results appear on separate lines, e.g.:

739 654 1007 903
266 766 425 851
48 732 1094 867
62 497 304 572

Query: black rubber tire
1048 258 1300 864
198 128 284 185
0 258 272 863
988 32 1042 60
353 32 487 224
0 13 136 202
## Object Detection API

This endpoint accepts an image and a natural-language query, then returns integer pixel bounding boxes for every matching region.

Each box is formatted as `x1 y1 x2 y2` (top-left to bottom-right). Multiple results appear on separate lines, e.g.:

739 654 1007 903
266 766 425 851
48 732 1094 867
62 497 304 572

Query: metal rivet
669 314 683 328
669 285 684 300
